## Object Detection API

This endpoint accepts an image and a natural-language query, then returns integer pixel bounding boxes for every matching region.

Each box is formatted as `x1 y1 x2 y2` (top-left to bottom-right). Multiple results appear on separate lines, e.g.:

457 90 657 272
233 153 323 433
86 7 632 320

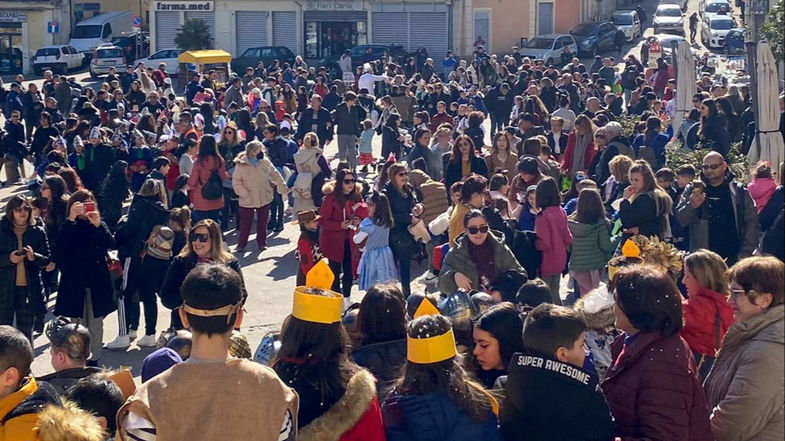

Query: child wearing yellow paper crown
380 300 503 441
272 261 386 441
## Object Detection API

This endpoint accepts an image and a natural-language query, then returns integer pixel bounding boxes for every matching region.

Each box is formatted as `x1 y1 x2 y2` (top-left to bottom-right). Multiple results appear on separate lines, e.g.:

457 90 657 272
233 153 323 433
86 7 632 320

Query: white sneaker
424 272 438 282
137 334 157 347
104 335 131 350
128 329 138 340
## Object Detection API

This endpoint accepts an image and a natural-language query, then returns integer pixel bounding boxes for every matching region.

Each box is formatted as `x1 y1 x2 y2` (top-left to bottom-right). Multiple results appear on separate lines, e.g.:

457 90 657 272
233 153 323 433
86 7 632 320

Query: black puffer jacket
352 339 407 398
0 217 50 315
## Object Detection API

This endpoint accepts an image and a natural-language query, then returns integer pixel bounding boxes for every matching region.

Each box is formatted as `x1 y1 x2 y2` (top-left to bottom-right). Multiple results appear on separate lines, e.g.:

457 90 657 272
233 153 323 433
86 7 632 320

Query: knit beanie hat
141 347 182 382
145 225 174 260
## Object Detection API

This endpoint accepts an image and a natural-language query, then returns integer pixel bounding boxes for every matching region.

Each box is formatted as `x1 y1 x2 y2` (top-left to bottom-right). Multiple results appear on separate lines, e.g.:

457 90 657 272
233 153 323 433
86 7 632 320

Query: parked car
570 22 622 57
518 34 578 66
319 44 409 77
134 48 184 74
230 46 296 74
69 11 133 60
89 45 126 78
112 31 149 63
649 34 698 62
661 0 688 11
32 45 84 75
723 28 746 55
701 14 735 48
700 0 732 18
653 4 685 35
611 10 642 42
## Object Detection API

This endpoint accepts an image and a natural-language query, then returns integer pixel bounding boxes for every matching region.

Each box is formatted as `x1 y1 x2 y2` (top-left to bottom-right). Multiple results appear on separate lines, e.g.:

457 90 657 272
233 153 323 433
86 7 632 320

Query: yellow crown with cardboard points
407 299 458 364
292 260 343 324
608 239 644 281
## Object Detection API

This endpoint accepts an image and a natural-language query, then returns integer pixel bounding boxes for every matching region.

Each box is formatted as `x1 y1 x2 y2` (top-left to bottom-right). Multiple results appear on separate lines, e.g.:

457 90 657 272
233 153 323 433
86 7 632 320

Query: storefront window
0 23 23 75
304 20 367 59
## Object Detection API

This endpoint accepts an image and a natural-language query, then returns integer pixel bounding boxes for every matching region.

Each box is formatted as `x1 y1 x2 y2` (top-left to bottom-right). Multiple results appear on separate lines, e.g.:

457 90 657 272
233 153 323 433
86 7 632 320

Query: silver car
653 4 686 35
519 34 578 66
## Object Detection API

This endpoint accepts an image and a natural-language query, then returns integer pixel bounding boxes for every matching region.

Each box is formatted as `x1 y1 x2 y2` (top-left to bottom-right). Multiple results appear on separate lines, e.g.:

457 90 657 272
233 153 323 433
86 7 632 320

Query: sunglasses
13 206 32 213
467 225 489 235
397 172 408 177
224 130 235 134
343 178 356 184
189 232 209 243
702 163 723 170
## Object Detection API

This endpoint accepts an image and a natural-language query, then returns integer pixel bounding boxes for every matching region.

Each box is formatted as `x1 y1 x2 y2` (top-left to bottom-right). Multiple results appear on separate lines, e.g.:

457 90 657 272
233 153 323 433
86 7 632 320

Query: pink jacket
747 176 776 213
535 206 573 276
187 155 228 212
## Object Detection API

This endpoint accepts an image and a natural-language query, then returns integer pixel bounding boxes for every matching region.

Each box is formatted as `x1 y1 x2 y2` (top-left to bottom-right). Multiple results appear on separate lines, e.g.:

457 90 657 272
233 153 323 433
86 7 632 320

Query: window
102 24 112 39
72 25 102 39
35 48 59 57
261 48 276 58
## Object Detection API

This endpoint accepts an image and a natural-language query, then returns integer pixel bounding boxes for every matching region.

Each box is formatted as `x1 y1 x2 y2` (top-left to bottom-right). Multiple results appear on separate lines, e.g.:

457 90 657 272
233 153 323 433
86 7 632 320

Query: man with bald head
676 151 759 264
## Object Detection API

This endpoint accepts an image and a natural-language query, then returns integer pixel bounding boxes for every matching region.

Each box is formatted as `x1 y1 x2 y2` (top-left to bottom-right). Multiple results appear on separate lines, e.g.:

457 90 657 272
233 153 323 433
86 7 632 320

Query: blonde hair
609 155 634 181
685 249 730 296
303 132 320 149
245 140 263 157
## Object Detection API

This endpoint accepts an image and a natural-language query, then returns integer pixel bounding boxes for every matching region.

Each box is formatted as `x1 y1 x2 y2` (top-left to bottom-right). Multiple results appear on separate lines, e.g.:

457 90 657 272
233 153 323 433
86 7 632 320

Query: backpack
200 168 223 200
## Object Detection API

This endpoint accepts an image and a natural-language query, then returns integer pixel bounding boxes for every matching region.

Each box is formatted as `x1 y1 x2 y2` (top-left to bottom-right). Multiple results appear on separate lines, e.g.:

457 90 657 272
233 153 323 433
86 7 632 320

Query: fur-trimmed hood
298 369 377 441
574 296 616 332
35 401 105 441
322 180 363 196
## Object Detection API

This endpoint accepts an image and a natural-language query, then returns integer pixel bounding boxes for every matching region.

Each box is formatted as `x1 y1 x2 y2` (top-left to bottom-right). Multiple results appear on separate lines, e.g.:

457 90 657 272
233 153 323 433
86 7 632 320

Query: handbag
408 218 431 244
200 168 223 200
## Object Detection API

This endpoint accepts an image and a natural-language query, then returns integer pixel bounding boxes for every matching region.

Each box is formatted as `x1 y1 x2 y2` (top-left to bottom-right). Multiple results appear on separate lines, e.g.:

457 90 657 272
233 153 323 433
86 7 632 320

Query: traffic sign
132 15 142 27
47 21 59 33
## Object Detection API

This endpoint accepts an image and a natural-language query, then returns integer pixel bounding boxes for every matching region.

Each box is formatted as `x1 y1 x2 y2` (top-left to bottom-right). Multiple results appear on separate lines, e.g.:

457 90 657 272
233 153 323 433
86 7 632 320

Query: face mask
256 152 264 160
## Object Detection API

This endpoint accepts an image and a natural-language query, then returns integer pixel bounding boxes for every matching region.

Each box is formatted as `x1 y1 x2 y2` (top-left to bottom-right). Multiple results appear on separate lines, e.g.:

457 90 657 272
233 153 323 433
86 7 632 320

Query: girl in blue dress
355 192 398 290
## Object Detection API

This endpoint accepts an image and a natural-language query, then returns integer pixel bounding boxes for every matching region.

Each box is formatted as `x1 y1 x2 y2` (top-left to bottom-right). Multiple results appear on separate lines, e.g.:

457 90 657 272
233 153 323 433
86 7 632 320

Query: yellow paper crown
407 299 458 364
292 260 343 324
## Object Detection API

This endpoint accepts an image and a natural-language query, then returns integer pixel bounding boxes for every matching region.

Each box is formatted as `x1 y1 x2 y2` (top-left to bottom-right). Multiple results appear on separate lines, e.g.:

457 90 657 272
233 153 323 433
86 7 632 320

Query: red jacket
602 332 715 441
682 287 735 356
534 206 573 276
318 183 368 275
560 130 597 176
339 397 386 441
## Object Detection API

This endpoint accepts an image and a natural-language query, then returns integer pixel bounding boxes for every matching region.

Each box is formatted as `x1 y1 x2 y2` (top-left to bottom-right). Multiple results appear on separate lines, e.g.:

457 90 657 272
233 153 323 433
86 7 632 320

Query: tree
760 0 784 63
174 19 213 51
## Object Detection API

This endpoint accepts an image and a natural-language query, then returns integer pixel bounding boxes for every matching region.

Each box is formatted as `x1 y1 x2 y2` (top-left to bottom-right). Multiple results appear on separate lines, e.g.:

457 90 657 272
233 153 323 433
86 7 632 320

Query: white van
69 11 133 60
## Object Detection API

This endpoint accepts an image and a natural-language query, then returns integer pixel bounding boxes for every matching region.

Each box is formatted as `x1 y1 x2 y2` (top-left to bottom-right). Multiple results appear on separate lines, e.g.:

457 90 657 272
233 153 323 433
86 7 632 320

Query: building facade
0 0 72 75
72 0 151 28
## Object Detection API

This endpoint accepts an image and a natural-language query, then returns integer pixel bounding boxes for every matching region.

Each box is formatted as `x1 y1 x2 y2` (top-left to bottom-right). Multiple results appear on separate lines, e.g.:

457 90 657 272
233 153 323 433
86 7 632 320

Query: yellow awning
177 50 232 64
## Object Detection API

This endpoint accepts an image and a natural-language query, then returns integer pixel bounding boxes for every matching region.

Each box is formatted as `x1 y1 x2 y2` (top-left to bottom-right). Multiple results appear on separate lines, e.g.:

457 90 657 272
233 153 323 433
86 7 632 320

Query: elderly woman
232 140 287 252
439 209 525 294
602 264 713 441
704 256 784 441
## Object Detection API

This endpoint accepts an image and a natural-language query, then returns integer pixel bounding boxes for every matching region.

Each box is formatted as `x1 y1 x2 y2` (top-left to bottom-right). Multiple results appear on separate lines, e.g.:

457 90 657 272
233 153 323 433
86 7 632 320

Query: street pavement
2 0 737 378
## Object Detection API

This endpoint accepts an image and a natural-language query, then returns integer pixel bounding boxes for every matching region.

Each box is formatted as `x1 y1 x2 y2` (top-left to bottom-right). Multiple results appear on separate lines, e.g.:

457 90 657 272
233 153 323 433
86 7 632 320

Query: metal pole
746 12 763 160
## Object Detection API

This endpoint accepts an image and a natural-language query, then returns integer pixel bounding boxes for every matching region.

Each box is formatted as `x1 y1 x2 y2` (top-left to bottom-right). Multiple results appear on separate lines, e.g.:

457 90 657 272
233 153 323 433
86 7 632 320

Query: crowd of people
0 26 784 440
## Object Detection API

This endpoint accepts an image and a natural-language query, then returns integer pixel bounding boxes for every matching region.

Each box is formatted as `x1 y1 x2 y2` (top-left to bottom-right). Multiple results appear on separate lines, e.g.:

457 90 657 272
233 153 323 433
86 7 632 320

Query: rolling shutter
155 11 179 51
272 11 297 53
235 11 269 55
184 10 216 44
371 12 409 46
410 12 448 71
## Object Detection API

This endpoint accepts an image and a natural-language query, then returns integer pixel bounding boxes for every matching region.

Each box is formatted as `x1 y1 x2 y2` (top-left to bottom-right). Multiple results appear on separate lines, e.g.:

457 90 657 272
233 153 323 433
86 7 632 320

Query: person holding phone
0 195 51 342
53 190 116 365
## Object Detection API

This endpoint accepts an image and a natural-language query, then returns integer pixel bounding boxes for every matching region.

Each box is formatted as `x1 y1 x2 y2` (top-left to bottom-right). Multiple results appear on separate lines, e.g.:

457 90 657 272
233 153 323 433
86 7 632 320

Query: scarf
569 133 591 176
76 153 86 170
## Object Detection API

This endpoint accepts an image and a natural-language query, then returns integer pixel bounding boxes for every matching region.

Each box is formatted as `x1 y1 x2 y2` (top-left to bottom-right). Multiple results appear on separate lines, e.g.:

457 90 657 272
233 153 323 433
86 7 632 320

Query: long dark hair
450 134 476 164
356 283 406 345
390 314 494 422
197 135 225 168
367 192 393 228
698 98 719 139
334 168 359 206
643 116 662 145
474 302 524 370
571 188 606 225
100 160 129 202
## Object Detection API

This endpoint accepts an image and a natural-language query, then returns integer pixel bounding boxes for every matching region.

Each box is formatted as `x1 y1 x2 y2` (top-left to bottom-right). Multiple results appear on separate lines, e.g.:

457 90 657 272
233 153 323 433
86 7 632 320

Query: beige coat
704 304 784 441
232 152 286 208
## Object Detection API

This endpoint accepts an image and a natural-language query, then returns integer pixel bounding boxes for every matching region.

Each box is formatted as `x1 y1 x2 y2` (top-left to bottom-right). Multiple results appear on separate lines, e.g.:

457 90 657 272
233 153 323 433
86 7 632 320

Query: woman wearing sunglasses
382 163 422 298
319 168 367 304
159 219 246 329
438 210 524 295
443 134 488 191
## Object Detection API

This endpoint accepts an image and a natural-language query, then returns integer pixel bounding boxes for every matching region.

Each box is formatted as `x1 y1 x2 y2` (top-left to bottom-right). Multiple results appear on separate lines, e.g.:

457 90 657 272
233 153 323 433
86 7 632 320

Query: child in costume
295 210 324 286
355 192 397 290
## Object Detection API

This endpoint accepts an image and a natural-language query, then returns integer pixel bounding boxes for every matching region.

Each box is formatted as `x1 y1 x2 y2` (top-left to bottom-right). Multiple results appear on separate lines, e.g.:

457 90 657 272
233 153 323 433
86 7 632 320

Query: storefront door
305 21 367 59
0 23 23 75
